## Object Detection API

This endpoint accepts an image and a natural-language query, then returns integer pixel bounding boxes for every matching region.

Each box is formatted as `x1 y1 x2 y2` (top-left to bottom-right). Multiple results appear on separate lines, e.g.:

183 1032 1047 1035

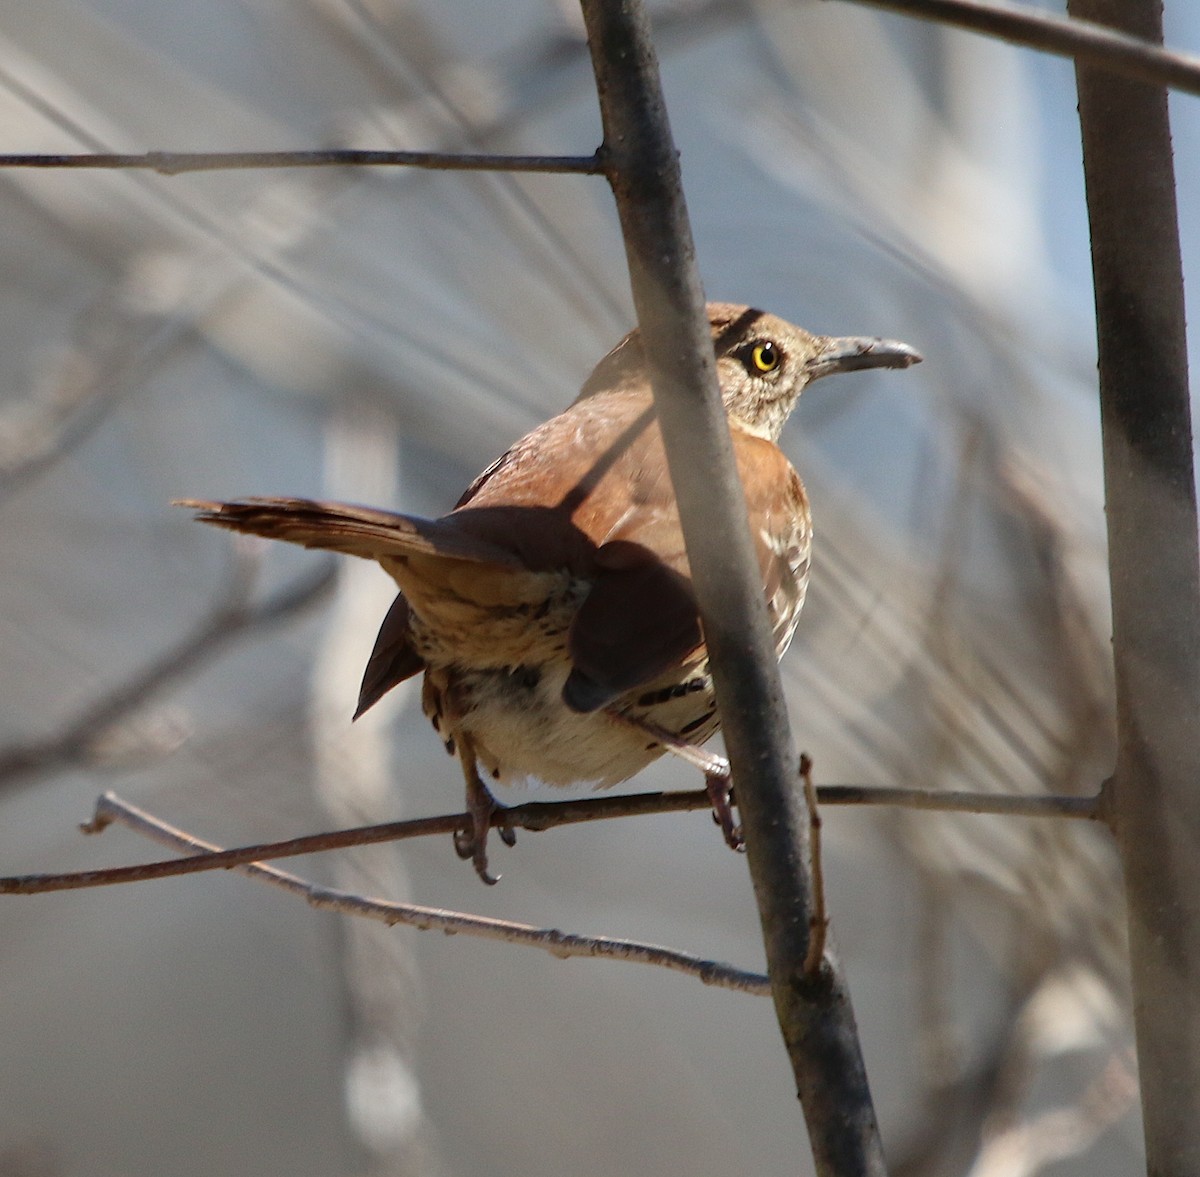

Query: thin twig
86 793 771 997
819 785 1101 820
836 0 1200 98
801 755 828 977
0 783 1101 895
0 149 605 176
969 1048 1139 1176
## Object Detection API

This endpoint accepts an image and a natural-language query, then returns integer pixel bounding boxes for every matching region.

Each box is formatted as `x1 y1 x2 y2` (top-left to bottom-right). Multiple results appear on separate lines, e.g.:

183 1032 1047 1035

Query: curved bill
807 336 923 381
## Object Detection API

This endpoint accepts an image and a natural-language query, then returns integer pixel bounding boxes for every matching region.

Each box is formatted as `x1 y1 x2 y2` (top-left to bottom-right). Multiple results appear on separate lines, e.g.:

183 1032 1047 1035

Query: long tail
176 497 521 567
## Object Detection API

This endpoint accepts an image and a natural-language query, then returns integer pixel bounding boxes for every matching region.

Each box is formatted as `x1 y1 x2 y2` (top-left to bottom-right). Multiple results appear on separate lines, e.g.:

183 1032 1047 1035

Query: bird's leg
607 712 743 850
453 734 514 884
704 764 744 852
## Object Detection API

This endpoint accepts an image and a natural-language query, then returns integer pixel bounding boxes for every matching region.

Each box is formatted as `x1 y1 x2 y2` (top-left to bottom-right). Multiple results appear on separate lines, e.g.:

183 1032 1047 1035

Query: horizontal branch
820 784 1102 819
6 1 1195 188
0 149 605 176
82 793 771 997
835 0 1200 98
0 783 1102 896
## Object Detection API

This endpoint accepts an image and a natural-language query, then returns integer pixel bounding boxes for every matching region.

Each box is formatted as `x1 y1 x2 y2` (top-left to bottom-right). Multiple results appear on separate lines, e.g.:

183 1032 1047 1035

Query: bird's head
709 303 922 440
577 303 921 440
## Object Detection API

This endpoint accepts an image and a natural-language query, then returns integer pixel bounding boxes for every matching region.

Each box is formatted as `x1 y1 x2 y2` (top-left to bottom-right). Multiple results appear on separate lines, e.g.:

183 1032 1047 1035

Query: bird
179 303 920 881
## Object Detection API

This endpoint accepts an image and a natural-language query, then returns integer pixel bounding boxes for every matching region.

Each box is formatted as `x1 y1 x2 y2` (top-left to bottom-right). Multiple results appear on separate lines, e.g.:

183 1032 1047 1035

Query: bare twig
84 792 771 996
836 0 1200 98
821 785 1100 819
0 554 336 790
0 149 605 176
0 781 1100 894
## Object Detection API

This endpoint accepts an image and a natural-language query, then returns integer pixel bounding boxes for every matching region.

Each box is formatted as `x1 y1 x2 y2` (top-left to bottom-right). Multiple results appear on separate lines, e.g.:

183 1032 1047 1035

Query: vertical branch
578 2 886 1174
1070 1 1200 1172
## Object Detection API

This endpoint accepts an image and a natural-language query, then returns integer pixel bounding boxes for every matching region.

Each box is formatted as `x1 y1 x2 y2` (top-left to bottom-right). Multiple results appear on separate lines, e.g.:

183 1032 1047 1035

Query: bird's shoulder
446 388 670 563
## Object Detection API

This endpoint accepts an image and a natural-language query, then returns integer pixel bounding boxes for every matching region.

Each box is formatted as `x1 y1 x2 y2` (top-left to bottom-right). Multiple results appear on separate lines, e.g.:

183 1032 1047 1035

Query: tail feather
175 497 522 567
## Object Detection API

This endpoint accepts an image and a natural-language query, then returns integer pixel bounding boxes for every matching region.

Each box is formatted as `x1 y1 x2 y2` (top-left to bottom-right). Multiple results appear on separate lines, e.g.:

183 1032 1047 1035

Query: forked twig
83 793 771 997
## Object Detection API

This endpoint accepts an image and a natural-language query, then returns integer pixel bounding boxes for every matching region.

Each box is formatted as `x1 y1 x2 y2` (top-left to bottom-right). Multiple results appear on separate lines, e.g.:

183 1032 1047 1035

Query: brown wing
562 540 701 712
561 421 704 712
181 394 809 720
441 389 704 712
563 422 811 712
354 592 425 720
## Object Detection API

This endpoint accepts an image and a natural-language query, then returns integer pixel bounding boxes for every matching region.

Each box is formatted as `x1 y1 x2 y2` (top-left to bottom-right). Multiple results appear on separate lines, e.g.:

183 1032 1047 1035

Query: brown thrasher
180 304 919 881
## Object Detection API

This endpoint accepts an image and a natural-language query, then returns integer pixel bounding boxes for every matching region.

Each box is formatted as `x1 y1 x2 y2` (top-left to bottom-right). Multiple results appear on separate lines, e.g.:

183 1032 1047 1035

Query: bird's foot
607 711 743 852
705 769 743 852
454 768 515 885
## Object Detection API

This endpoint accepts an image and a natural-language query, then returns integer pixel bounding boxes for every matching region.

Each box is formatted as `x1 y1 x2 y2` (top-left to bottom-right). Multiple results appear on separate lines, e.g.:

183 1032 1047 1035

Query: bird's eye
748 341 780 374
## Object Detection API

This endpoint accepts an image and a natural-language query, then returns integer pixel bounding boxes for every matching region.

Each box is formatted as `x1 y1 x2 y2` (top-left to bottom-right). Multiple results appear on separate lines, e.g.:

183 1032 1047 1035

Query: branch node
80 793 119 835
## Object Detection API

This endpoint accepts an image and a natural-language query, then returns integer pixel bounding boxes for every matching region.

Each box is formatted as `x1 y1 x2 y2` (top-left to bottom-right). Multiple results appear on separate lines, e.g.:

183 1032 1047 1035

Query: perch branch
74 793 771 997
0 783 1102 895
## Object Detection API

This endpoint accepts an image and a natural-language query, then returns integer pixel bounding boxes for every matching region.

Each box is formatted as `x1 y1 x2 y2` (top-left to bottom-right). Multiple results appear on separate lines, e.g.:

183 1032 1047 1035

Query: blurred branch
0 313 194 499
0 149 604 175
0 782 1100 890
1071 0 1200 1170
968 1049 1138 1177
72 792 773 997
0 551 336 790
838 0 1200 97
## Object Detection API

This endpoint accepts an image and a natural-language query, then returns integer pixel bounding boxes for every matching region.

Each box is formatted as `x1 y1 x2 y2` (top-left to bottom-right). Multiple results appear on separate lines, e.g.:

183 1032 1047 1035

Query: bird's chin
736 394 795 441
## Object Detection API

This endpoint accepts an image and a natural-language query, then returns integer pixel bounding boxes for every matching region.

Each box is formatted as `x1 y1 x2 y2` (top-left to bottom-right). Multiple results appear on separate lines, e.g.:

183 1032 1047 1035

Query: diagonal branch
836 0 1200 97
581 2 885 1170
0 553 336 791
84 792 771 997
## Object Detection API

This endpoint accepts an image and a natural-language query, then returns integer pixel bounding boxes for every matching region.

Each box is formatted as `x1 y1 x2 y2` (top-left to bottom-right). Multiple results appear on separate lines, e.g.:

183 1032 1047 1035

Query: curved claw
452 822 499 884
456 742 512 884
706 770 743 852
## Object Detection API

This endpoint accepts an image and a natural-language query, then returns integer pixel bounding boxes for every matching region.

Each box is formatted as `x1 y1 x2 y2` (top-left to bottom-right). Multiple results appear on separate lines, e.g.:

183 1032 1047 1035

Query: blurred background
1 0 1196 1173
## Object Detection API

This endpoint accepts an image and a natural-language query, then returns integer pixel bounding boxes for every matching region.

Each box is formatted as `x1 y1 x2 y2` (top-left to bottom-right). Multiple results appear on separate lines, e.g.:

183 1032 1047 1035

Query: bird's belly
438 661 655 787
423 658 719 789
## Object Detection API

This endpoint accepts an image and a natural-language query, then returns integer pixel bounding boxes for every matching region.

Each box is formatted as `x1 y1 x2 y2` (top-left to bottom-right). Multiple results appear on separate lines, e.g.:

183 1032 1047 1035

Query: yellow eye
749 341 780 373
